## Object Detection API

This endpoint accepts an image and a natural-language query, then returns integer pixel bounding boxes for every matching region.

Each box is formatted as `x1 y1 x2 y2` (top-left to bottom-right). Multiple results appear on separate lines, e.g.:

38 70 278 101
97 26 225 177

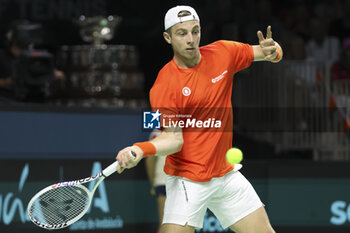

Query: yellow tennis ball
226 148 243 164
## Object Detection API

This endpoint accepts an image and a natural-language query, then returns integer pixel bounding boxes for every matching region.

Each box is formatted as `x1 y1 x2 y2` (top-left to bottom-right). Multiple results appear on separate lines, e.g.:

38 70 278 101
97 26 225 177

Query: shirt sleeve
217 40 254 73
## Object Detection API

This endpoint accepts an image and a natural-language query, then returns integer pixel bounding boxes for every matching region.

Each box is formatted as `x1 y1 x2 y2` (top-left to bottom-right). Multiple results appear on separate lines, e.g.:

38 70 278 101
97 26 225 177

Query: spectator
0 21 64 102
281 32 306 60
293 2 312 41
305 17 340 64
332 37 350 81
0 41 16 99
329 0 350 43
244 0 284 44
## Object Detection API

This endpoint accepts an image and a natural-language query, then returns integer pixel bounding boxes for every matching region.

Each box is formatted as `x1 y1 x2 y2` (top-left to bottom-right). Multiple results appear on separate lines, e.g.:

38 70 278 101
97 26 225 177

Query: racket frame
27 159 124 229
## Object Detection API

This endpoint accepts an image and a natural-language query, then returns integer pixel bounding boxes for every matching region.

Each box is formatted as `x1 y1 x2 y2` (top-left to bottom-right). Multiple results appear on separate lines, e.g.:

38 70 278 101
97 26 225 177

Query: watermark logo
143 110 161 129
142 109 228 131
162 114 221 129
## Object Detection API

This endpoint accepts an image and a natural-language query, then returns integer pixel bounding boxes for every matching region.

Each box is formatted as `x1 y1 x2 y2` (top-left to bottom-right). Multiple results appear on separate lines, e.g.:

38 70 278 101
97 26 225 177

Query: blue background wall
0 107 149 159
0 107 349 233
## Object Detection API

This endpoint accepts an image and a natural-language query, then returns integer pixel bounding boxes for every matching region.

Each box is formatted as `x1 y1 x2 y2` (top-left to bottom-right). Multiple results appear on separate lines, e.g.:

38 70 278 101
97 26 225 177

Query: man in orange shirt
116 5 282 233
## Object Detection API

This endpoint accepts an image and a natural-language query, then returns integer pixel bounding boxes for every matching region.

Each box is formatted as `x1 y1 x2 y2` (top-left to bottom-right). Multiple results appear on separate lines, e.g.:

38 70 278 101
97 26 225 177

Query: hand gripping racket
27 151 136 230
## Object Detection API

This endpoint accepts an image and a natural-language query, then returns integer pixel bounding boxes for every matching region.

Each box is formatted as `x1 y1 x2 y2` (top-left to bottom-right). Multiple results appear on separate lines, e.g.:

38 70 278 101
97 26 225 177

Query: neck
174 52 201 69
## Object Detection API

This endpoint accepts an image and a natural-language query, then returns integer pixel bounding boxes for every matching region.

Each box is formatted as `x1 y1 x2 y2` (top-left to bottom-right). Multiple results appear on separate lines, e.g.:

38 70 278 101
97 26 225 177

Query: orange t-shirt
150 40 254 182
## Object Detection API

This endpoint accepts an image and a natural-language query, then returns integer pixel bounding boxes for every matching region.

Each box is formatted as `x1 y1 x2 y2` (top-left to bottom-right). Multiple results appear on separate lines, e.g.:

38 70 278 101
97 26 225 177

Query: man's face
164 20 201 61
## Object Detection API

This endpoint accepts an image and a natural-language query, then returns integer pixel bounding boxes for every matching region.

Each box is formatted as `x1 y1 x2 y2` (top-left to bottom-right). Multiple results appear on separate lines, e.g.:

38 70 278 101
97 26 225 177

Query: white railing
233 61 350 161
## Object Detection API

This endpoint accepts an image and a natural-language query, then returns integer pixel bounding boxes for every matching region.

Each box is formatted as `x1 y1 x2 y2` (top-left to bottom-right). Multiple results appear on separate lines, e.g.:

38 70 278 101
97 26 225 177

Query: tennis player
116 5 282 233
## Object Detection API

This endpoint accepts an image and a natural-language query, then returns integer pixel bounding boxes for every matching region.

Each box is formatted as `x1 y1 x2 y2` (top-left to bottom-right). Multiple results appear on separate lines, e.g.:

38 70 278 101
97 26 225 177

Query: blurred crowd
195 0 350 81
1 0 350 104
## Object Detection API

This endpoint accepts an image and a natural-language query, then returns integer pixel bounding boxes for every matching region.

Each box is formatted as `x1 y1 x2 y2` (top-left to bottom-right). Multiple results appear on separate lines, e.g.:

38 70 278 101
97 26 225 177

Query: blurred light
100 27 110 36
100 19 108 27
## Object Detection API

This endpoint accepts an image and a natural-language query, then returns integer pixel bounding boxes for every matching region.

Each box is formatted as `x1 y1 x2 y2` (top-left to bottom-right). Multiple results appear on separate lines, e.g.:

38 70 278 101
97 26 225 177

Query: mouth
186 48 195 52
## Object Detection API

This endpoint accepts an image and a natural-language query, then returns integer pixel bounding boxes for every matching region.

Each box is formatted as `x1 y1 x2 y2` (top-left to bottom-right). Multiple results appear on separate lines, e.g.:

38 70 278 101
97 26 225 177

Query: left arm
252 26 283 63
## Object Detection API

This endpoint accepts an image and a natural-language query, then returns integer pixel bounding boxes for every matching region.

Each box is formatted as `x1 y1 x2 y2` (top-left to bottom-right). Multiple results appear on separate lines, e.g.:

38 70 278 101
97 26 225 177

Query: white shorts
162 171 263 229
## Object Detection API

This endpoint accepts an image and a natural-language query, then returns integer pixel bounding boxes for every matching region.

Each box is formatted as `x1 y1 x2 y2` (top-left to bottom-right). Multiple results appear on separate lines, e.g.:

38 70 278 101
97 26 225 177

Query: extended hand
257 25 278 61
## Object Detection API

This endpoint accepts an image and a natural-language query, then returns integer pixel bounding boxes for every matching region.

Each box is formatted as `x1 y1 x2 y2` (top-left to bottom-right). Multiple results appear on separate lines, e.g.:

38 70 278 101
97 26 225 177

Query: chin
185 55 197 61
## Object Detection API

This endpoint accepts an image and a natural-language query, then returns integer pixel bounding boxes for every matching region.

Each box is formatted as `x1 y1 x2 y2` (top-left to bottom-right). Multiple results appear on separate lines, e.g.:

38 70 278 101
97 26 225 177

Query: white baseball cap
164 5 200 31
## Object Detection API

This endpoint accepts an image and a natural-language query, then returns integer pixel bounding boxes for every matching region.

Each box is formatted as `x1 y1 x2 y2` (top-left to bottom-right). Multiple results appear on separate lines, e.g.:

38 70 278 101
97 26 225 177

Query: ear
163 31 171 44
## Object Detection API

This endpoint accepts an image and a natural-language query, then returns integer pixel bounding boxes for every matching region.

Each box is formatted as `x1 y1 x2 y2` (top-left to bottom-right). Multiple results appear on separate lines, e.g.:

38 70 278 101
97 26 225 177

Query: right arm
116 72 182 172
115 127 183 173
149 127 183 156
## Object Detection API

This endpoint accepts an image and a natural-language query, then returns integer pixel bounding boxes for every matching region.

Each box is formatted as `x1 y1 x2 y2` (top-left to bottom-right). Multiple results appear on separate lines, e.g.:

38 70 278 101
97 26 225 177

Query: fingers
257 30 264 43
115 146 142 173
261 45 276 55
264 52 277 61
266 25 272 39
264 51 278 61
262 46 277 61
257 25 273 41
257 25 278 61
260 38 275 48
115 148 137 173
257 25 272 41
117 167 125 174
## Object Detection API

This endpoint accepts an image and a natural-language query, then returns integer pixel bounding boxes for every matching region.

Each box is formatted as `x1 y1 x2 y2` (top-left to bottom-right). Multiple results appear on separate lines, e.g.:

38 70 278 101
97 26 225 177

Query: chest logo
182 87 191 96
211 70 228 83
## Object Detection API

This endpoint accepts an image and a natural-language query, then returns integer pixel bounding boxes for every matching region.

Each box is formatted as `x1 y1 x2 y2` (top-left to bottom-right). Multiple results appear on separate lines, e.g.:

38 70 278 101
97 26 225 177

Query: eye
175 30 187 36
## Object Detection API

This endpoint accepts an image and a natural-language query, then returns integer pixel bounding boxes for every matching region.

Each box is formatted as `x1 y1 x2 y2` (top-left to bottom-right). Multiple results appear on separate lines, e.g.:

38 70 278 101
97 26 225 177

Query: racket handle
103 150 136 177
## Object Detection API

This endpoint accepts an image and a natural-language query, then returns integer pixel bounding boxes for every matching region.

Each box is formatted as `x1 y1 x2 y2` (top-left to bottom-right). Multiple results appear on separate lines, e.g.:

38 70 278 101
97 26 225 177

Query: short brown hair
177 10 191 17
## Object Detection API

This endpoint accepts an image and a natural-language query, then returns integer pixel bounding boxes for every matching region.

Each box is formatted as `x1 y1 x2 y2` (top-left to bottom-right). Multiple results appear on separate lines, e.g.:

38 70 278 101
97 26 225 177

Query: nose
186 33 194 44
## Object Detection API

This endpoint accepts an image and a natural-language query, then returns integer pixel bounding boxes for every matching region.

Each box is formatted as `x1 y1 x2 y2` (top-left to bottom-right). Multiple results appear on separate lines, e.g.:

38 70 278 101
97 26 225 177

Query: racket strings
29 185 90 225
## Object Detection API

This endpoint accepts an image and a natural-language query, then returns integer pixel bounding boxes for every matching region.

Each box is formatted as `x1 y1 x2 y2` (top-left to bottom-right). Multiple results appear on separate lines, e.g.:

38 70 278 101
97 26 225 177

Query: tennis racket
27 151 136 230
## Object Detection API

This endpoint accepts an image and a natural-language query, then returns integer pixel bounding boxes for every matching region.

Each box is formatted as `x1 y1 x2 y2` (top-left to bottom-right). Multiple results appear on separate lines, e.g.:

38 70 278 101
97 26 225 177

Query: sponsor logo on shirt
211 70 228 83
182 87 191 96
